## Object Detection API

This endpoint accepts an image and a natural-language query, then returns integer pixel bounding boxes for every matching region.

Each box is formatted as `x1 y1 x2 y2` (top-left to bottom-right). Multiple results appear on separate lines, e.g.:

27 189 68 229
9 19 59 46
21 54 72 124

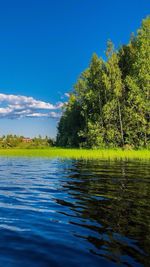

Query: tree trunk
118 100 124 146
99 92 103 126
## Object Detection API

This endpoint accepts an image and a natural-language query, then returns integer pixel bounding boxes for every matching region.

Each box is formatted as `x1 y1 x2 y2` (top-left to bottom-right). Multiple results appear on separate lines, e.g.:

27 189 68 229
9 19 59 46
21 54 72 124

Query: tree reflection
55 160 150 266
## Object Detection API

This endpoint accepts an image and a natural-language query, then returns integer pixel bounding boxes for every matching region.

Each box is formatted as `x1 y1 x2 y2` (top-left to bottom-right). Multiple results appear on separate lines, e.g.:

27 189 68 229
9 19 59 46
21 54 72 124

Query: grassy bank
0 148 149 160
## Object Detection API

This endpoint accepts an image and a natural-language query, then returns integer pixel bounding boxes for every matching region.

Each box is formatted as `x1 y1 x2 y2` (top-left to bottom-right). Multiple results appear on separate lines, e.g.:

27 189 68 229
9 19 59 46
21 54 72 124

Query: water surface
0 157 150 266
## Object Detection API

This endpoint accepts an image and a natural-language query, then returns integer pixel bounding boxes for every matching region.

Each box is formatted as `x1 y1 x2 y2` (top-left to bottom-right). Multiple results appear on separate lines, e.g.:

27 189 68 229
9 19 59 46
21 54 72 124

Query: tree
57 16 150 149
123 16 150 147
56 94 84 147
102 42 124 146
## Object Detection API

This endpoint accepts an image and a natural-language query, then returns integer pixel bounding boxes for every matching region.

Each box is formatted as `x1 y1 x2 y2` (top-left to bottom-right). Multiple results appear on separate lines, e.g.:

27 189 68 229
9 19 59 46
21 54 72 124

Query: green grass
0 148 149 160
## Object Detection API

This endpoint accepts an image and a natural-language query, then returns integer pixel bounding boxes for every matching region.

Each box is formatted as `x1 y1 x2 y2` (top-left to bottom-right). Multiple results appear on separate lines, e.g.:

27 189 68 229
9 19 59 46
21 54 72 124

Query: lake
0 157 149 266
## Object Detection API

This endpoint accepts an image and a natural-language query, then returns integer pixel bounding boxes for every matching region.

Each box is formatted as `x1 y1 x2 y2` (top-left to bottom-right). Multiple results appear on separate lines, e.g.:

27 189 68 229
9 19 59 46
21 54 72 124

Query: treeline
0 135 54 148
57 16 150 148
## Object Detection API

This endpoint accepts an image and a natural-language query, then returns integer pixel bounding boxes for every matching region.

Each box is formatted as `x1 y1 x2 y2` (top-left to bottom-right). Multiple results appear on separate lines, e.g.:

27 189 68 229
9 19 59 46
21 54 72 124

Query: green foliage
0 135 54 148
57 16 150 148
56 94 85 147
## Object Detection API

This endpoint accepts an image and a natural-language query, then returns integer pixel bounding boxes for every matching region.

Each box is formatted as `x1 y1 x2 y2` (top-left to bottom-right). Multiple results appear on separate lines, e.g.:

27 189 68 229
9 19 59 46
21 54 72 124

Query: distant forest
57 16 150 148
0 135 54 148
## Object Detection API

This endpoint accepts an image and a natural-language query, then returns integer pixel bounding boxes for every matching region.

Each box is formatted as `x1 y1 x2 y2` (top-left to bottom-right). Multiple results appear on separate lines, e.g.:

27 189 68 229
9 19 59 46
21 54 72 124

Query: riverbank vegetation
0 135 54 148
57 16 150 149
0 17 149 159
0 148 149 160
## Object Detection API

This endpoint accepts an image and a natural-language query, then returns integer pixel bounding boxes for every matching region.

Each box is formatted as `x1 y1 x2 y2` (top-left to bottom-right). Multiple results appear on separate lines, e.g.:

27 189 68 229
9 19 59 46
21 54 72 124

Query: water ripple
0 157 149 266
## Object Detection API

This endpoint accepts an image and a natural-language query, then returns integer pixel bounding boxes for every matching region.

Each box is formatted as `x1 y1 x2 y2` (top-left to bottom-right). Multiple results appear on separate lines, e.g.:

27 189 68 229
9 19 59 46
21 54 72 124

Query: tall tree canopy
57 16 150 148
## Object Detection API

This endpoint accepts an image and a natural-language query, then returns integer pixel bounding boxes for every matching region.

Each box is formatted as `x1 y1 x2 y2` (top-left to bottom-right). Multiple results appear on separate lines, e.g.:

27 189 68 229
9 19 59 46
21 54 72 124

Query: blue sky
0 0 149 137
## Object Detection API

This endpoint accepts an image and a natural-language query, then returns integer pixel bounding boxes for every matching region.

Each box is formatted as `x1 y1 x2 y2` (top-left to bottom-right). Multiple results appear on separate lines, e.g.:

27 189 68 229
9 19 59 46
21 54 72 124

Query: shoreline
0 148 149 160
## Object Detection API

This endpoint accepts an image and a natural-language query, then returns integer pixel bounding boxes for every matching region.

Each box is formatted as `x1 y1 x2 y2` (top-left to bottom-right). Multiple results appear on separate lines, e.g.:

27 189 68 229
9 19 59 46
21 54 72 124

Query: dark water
0 158 150 267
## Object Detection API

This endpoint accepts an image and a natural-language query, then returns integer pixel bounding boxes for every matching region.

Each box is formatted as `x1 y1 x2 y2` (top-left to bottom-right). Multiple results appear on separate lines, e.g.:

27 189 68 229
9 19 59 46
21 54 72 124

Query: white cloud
0 93 63 119
49 111 61 118
64 92 70 97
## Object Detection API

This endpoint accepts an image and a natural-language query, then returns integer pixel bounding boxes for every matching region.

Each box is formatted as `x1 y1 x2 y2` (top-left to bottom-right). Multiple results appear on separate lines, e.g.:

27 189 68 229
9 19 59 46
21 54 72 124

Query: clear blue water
0 157 150 267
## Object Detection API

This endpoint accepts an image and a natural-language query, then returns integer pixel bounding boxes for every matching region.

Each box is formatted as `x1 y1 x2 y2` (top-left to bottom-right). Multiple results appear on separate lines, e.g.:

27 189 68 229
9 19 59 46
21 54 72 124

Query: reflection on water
0 157 149 266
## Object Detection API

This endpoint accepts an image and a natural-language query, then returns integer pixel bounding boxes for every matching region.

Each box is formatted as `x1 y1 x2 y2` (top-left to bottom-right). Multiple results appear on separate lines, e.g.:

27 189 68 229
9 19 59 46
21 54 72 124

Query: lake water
0 157 149 267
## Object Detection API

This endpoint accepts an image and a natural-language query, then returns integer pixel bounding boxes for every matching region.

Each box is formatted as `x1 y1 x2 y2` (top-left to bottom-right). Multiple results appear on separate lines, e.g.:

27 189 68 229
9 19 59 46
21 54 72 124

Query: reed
0 148 150 160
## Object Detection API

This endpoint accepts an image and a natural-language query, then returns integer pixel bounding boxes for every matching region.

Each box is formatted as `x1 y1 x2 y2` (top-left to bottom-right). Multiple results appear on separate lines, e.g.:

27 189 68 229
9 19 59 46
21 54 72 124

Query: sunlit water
0 157 150 267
